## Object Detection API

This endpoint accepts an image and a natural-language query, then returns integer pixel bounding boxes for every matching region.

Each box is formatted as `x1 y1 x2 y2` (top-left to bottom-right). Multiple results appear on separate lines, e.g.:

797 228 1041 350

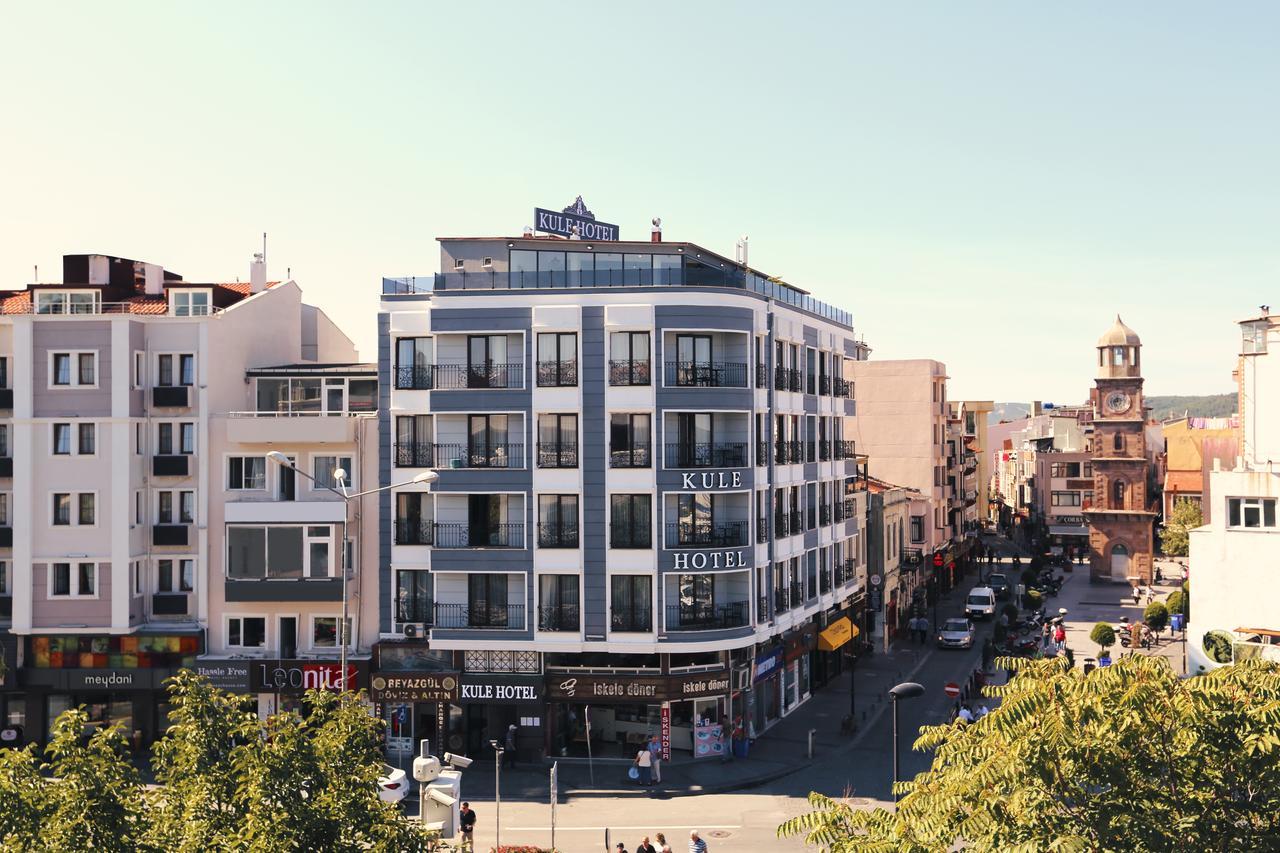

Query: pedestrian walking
648 735 662 783
958 705 975 724
656 832 673 853
689 830 709 853
1053 623 1066 652
458 802 476 850
636 836 657 853
1041 622 1052 652
504 723 517 768
616 843 629 853
634 743 653 786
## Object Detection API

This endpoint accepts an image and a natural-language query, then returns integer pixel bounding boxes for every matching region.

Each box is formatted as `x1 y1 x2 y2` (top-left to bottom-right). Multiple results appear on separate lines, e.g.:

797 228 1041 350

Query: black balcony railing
789 510 803 532
663 442 747 468
819 440 832 461
843 498 858 519
538 604 580 632
666 521 747 549
394 519 434 546
610 527 652 549
394 366 433 390
536 443 578 468
757 517 768 544
152 385 190 408
834 378 852 398
833 501 845 523
819 375 831 396
788 370 803 393
537 522 580 549
820 570 831 594
774 587 789 612
755 363 767 388
536 360 578 387
152 593 188 616
434 442 522 469
394 442 435 468
609 444 651 468
153 455 190 477
434 602 524 629
152 524 190 547
611 611 653 632
791 581 805 605
789 440 803 463
665 601 749 631
774 442 787 465
758 594 770 622
664 361 748 388
805 440 816 463
756 439 767 467
433 362 523 390
433 522 524 549
775 514 790 538
396 593 434 624
608 359 651 386
835 439 856 460
820 505 831 526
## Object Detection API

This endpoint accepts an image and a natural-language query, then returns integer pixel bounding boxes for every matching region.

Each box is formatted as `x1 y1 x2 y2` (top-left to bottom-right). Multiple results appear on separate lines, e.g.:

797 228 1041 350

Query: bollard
808 728 817 759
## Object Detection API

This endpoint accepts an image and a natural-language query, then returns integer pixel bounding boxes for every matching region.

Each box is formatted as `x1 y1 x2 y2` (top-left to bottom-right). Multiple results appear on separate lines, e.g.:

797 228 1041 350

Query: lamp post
267 451 437 680
888 681 925 807
489 738 504 851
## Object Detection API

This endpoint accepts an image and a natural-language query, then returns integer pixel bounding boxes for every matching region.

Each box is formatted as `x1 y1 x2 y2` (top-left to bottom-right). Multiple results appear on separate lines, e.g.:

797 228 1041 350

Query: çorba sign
546 672 731 703
533 196 620 241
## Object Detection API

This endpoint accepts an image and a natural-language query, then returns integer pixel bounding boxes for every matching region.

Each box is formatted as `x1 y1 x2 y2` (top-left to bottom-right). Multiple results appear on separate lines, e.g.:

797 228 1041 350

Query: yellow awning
818 616 857 651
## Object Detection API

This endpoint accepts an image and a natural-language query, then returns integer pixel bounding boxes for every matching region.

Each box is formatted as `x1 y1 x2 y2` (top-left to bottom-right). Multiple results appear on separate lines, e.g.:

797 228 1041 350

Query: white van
965 587 997 620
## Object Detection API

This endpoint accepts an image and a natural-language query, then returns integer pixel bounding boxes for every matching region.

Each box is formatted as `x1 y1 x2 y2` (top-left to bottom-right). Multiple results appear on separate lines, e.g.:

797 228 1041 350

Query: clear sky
2 2 1275 401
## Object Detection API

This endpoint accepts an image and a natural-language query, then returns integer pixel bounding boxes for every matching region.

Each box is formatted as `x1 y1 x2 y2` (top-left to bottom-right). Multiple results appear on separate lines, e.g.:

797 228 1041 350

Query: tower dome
1096 315 1141 378
1097 315 1141 348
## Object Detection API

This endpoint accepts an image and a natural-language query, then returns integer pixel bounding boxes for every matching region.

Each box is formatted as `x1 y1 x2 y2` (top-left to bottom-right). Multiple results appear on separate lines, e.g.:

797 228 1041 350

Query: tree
778 656 1280 851
0 743 47 848
1166 589 1189 620
1161 499 1203 557
1089 622 1116 657
1204 630 1233 664
1144 600 1170 633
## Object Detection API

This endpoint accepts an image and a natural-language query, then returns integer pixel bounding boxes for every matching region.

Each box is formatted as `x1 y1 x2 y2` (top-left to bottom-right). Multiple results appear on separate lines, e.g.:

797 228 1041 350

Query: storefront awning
818 617 858 651
1049 525 1089 537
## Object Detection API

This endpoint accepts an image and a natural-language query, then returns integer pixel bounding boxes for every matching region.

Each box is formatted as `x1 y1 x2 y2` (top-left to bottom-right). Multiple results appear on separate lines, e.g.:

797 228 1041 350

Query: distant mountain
986 394 1236 425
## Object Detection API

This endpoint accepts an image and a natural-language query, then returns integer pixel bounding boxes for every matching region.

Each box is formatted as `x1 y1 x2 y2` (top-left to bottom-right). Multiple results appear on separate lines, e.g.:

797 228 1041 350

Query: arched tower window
1113 433 1124 453
1112 479 1125 509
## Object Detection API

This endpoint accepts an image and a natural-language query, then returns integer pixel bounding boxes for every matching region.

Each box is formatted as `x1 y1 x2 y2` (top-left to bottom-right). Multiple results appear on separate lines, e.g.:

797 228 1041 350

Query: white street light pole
267 451 437 681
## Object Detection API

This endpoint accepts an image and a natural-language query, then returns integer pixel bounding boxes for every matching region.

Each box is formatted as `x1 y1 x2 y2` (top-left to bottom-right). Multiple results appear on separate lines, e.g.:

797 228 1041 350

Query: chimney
250 253 267 293
143 263 164 296
651 217 662 243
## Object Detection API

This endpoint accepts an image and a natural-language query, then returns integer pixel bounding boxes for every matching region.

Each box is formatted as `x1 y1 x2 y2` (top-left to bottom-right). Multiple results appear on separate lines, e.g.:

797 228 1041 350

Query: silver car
936 618 975 649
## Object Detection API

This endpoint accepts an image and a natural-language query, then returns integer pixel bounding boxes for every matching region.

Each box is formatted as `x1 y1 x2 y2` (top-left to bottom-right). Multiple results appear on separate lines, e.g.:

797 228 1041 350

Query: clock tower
1084 316 1155 585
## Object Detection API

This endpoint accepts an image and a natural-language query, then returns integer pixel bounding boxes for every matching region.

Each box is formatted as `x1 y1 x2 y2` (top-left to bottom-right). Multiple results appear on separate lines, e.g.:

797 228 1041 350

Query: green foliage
1204 630 1234 664
0 743 47 848
1145 393 1237 421
1144 601 1170 633
778 656 1280 851
1089 622 1116 654
1160 500 1203 557
1166 589 1189 620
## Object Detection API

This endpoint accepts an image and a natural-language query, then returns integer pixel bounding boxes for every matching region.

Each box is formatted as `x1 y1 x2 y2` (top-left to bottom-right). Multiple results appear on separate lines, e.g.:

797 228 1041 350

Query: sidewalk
443 570 989 805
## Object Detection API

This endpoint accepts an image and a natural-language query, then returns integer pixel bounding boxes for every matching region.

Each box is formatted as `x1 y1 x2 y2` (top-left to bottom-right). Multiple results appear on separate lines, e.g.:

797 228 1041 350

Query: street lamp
888 681 925 807
266 451 437 680
489 738 504 851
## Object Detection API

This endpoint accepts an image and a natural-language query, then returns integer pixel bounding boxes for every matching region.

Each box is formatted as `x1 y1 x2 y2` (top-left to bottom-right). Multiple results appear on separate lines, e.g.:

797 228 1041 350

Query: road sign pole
550 761 557 853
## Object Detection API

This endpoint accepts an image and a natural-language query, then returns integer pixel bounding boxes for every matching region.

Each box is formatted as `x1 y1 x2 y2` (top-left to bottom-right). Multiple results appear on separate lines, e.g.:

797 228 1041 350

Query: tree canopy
779 655 1280 852
1161 500 1203 557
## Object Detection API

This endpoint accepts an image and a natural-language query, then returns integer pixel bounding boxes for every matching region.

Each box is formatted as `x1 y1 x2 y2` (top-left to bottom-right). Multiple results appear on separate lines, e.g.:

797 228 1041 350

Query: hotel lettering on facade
377 223 870 761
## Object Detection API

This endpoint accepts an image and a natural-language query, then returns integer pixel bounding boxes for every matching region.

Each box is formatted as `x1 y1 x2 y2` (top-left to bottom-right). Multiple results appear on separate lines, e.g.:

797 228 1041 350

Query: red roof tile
1164 470 1203 495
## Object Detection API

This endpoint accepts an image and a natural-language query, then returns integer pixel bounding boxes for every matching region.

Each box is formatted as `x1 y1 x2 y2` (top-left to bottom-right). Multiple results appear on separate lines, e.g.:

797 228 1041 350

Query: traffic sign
933 553 944 568
870 574 882 587
944 682 961 698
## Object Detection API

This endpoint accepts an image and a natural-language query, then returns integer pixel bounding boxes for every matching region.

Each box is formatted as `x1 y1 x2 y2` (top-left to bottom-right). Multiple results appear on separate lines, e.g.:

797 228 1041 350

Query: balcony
611 611 653 633
757 594 770 622
819 375 831 396
609 359 651 386
536 443 578 469
819 440 832 461
663 442 747 469
774 587 789 612
537 523 580 549
820 505 831 526
0 457 10 478
843 498 858 520
789 510 803 533
538 604 580 632
434 603 525 630
834 378 852 398
835 439 856 460
433 522 525 549
152 524 190 547
536 360 578 388
394 366 433 390
663 361 748 388
434 442 522 469
433 362 524 390
791 581 805 605
665 521 747 549
151 593 189 617
610 527 652 549
665 601 749 631
833 501 845 523
152 455 190 477
755 363 767 388
757 517 768 543
395 592 434 625
152 385 190 408
609 444 651 468
775 515 790 538
756 439 767 467
394 442 435 468
394 519 434 546
788 371 803 393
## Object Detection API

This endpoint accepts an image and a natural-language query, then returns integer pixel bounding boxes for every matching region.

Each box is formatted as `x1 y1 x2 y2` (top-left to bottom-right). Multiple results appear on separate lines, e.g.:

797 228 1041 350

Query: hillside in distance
988 393 1236 424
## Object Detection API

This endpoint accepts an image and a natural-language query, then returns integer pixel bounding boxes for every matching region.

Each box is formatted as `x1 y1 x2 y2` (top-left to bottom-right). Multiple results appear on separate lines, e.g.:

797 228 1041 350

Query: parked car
965 587 997 620
936 617 976 649
988 573 1011 599
378 763 409 804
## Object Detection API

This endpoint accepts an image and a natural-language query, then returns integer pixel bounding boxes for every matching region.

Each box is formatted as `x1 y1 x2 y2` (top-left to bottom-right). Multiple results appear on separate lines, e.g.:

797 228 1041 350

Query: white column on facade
197 321 210 626
11 319 34 633
110 319 132 631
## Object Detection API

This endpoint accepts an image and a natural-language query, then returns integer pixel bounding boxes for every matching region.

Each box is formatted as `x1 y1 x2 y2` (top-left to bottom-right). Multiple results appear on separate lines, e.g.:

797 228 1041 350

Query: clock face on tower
1105 390 1132 414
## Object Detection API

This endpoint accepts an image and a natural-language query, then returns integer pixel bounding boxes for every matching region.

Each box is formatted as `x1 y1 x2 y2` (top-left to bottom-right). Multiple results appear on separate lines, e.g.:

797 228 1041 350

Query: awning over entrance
1049 524 1089 537
818 617 857 651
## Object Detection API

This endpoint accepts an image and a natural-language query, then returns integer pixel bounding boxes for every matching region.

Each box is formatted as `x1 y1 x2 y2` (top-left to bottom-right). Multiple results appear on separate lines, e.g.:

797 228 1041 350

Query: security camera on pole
413 743 472 839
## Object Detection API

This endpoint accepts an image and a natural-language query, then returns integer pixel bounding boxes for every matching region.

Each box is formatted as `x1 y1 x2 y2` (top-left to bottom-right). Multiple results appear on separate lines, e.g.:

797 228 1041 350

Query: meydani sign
533 196 620 241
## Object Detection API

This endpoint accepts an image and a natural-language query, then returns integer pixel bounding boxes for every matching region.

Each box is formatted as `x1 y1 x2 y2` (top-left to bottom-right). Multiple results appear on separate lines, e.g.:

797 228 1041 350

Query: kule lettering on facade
680 471 743 490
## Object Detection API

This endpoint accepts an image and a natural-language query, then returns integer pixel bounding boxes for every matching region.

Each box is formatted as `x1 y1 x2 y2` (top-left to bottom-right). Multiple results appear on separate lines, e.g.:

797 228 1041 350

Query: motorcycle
1119 624 1152 650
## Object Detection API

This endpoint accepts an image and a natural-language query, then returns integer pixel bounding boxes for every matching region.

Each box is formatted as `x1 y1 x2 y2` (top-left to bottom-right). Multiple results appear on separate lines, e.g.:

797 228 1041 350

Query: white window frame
169 289 212 318
133 351 145 389
130 560 143 598
224 523 338 579
48 350 99 389
226 615 268 650
156 557 196 594
48 561 99 599
155 489 195 525
309 614 351 650
0 560 8 597
310 454 355 491
1227 497 1277 530
226 455 269 491
154 420 196 456
50 422 97 456
36 290 100 315
155 352 197 387
51 491 98 527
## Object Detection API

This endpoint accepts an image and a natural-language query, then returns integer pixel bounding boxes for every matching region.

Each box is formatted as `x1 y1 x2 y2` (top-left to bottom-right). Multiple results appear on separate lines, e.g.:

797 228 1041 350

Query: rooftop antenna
287 267 291 279
262 232 267 263
33 265 37 283
735 235 749 266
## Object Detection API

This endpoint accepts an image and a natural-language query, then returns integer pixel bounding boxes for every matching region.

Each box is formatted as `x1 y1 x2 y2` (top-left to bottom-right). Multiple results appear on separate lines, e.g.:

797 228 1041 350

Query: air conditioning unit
402 623 425 639
732 666 751 692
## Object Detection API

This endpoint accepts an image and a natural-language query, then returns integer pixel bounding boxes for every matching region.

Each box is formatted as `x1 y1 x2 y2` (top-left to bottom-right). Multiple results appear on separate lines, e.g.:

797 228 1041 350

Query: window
157 353 196 386
313 456 354 490
1112 480 1126 509
1051 491 1082 507
36 291 100 315
170 290 211 317
0 560 7 596
395 337 433 389
1113 433 1124 453
130 561 142 597
1050 462 1082 479
611 575 652 632
52 493 71 525
610 494 652 548
910 515 924 543
157 422 196 455
228 456 267 490
609 331 651 385
312 616 350 648
609 413 651 467
1113 346 1127 366
133 351 144 388
157 490 195 524
537 494 579 548
1227 497 1277 529
78 493 96 525
49 562 97 598
227 616 266 649
50 351 97 387
135 423 143 455
0 494 8 527
467 574 511 627
537 413 578 468
52 423 71 455
226 524 336 579
157 558 196 593
536 332 578 386
77 423 96 455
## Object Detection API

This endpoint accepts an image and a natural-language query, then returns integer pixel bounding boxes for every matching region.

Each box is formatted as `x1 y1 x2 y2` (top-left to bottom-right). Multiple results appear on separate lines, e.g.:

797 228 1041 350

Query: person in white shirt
689 830 708 853
635 744 653 786
958 705 975 724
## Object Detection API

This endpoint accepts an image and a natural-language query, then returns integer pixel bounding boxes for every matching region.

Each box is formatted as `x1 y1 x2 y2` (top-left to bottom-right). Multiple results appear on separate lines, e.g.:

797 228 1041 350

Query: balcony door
678 492 713 544
396 493 430 545
678 574 714 626
468 573 509 627
468 415 508 468
278 455 296 501
468 494 503 546
468 335 509 388
279 616 297 659
675 334 712 386
677 413 713 467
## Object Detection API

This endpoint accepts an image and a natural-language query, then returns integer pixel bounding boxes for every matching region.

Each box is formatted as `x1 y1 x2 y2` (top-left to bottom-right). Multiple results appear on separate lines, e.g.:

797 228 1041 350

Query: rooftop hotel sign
534 196 620 241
